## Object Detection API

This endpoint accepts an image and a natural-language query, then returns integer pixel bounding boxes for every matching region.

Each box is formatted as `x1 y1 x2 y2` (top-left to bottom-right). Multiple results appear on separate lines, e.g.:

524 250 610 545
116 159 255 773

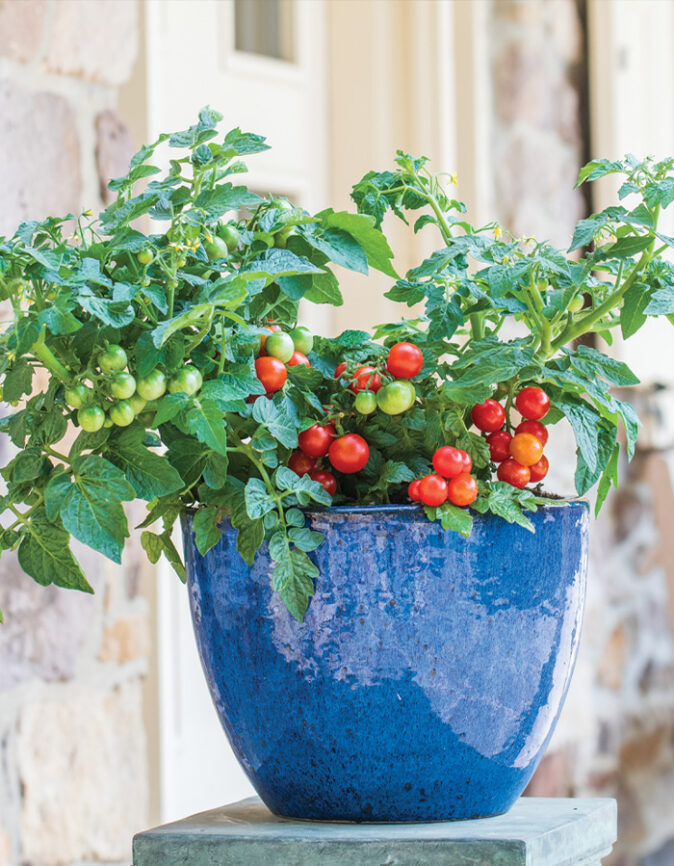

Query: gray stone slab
133 796 617 866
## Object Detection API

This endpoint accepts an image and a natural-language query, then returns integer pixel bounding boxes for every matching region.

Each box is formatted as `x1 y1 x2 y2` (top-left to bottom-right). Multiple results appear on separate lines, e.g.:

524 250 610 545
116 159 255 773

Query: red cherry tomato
419 474 448 507
459 450 472 474
471 399 506 432
298 423 336 458
408 479 422 502
328 433 370 473
349 365 382 393
287 351 310 367
515 419 548 446
334 362 347 379
509 432 544 467
255 356 287 393
515 386 550 421
386 342 423 379
486 430 513 463
447 473 478 507
432 446 465 479
288 450 317 476
529 455 549 483
497 458 531 488
309 470 337 496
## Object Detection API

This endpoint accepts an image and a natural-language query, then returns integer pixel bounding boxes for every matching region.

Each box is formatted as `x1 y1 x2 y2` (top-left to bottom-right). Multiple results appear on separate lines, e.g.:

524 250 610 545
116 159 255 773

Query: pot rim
182 500 589 526
300 500 589 516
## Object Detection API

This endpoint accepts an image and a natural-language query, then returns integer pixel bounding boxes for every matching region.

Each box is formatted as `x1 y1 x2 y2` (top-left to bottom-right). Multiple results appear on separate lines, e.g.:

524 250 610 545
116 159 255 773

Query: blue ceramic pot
184 502 588 822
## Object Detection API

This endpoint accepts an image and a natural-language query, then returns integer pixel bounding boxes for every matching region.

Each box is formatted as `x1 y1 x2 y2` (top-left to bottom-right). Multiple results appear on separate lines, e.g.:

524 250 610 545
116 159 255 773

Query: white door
141 0 330 822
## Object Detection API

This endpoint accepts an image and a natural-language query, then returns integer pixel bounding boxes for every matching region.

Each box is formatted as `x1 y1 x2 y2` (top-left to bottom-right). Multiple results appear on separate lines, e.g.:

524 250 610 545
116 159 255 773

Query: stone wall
488 3 674 865
0 2 149 865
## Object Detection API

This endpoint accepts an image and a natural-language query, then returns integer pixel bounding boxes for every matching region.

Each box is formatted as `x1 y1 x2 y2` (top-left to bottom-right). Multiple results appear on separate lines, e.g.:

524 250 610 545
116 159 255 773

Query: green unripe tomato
376 380 417 415
128 393 147 415
217 223 240 252
110 372 136 400
137 249 153 265
289 326 314 355
568 295 585 313
103 417 113 428
204 236 230 261
109 401 135 427
140 276 151 287
355 390 377 415
78 405 105 432
169 366 203 396
176 254 187 267
137 369 167 401
274 227 297 249
167 278 179 290
99 344 128 373
265 332 294 363
64 383 91 409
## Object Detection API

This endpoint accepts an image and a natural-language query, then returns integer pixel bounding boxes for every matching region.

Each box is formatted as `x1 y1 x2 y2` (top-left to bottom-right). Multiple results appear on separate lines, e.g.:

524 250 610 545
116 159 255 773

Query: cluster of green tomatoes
64 344 203 433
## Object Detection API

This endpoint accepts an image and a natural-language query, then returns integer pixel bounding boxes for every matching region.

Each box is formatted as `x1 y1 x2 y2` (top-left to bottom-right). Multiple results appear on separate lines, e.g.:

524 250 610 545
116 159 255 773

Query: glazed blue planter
184 502 588 822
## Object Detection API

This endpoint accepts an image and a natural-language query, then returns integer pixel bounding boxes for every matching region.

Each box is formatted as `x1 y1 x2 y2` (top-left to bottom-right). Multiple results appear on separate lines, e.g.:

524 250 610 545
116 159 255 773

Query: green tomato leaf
59 455 136 563
272 547 318 621
424 503 473 538
252 398 298 449
316 209 397 278
185 400 228 456
244 477 276 520
193 506 222 555
18 508 93 592
595 443 620 516
3 361 33 402
288 527 324 552
106 426 184 499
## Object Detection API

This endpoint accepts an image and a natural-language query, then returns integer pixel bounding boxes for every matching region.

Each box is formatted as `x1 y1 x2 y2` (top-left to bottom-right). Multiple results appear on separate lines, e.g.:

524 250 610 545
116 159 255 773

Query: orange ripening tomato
509 432 544 467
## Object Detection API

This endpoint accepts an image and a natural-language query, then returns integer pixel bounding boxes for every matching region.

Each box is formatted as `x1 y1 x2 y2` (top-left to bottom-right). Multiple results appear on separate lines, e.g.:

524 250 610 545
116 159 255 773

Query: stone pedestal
133 796 617 866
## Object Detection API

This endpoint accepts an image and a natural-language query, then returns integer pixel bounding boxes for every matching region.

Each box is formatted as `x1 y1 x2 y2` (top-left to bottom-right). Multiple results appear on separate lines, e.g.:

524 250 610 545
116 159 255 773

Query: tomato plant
0 109 672 622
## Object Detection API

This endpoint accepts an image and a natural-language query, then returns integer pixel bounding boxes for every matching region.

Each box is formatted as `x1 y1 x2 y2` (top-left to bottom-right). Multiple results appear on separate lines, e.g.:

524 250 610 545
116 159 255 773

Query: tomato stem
30 326 71 384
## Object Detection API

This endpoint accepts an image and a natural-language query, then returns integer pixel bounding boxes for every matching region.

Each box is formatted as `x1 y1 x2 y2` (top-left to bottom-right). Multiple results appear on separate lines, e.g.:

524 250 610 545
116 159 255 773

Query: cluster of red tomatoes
408 447 478 507
287 424 369 496
282 342 425 497
254 324 314 393
335 341 423 416
471 386 550 489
